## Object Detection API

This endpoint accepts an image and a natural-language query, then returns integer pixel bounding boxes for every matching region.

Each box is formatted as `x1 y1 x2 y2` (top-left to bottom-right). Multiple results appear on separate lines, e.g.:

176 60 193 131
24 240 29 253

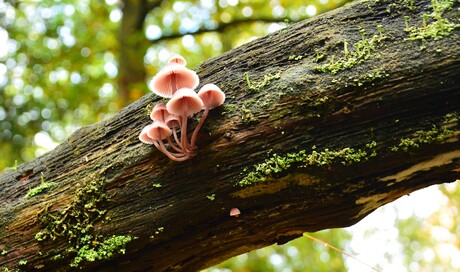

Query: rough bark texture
1 0 459 271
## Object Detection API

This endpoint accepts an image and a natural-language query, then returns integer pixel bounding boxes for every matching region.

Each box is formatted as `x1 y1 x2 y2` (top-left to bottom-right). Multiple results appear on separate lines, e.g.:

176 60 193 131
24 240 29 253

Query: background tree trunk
117 0 162 103
1 0 459 271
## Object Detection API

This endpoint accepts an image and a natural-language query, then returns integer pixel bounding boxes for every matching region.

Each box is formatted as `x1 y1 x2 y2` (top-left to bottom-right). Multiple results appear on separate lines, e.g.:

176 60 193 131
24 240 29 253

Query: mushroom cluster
139 54 225 161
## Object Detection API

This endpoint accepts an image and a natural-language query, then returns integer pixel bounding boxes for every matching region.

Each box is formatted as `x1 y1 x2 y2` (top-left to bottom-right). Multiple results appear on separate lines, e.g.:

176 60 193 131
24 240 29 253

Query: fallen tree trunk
1 0 459 271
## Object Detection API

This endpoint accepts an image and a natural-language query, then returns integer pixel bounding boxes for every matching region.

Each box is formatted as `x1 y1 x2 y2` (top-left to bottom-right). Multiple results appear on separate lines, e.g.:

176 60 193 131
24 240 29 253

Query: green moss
1 250 7 255
71 235 132 268
308 95 329 107
18 260 27 266
145 103 154 116
152 183 162 188
392 138 420 152
404 0 459 49
366 141 378 157
331 70 389 88
150 227 164 239
34 178 133 268
315 49 325 62
390 120 456 152
387 0 415 13
300 91 333 109
35 179 108 242
244 72 281 92
25 173 56 199
415 126 454 143
404 0 415 10
316 28 386 74
221 103 239 116
52 254 63 260
206 194 216 201
239 142 378 187
5 160 18 172
2 268 20 272
354 70 389 87
288 55 303 61
240 106 258 124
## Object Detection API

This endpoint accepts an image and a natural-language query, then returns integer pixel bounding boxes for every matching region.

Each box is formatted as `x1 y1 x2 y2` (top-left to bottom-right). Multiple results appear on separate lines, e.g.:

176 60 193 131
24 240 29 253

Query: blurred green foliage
1 0 459 271
0 0 119 167
397 183 460 272
206 229 351 272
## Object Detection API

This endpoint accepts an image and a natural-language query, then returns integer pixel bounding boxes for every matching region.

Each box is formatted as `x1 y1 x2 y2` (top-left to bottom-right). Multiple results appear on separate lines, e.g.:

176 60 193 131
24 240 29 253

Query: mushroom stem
153 140 189 162
172 127 181 146
180 115 192 155
167 137 184 153
191 107 209 147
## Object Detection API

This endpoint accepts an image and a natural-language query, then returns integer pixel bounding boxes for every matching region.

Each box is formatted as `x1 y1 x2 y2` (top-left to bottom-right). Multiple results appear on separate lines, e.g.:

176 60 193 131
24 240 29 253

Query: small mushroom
146 121 189 161
138 125 156 144
168 54 187 66
165 114 182 148
166 88 204 117
147 121 172 140
191 84 225 146
165 114 180 130
150 103 170 122
230 208 241 217
197 83 226 110
167 88 204 155
149 63 199 98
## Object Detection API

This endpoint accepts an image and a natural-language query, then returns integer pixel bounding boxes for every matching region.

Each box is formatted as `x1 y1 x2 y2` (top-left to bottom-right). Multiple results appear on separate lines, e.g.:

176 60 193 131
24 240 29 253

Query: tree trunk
117 0 161 104
1 0 459 271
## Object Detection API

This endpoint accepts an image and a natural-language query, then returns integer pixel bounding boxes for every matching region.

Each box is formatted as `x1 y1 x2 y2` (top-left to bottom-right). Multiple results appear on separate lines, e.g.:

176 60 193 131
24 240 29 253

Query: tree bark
1 0 459 271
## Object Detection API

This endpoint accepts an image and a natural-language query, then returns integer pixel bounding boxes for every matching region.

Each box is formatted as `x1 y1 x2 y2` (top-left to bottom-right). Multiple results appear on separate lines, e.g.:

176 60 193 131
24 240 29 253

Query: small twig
303 233 380 272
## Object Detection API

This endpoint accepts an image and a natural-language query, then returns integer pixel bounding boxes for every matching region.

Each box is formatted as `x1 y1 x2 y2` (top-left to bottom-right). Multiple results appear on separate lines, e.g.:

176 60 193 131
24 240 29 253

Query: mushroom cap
165 114 180 128
168 54 187 66
149 63 199 98
166 88 204 117
139 125 156 144
150 103 170 121
198 83 225 109
229 207 241 217
147 121 172 140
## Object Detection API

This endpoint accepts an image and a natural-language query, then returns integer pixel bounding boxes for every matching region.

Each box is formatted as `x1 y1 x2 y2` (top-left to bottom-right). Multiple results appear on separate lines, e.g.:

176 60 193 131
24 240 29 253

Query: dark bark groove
1 0 459 271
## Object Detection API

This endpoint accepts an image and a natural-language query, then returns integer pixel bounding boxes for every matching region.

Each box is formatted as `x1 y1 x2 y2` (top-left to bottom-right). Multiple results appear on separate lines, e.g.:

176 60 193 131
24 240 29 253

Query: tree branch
150 2 355 42
151 16 294 42
1 0 459 271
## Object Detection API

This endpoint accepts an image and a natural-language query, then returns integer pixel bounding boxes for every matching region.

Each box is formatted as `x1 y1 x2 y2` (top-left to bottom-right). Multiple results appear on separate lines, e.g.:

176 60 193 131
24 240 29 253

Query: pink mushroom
166 88 204 117
150 103 170 121
149 63 199 98
165 114 180 129
147 121 189 161
140 54 225 162
191 83 225 146
198 83 226 109
167 88 204 155
147 121 172 140
230 208 241 217
165 114 181 146
149 104 186 154
139 125 156 144
168 54 187 66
